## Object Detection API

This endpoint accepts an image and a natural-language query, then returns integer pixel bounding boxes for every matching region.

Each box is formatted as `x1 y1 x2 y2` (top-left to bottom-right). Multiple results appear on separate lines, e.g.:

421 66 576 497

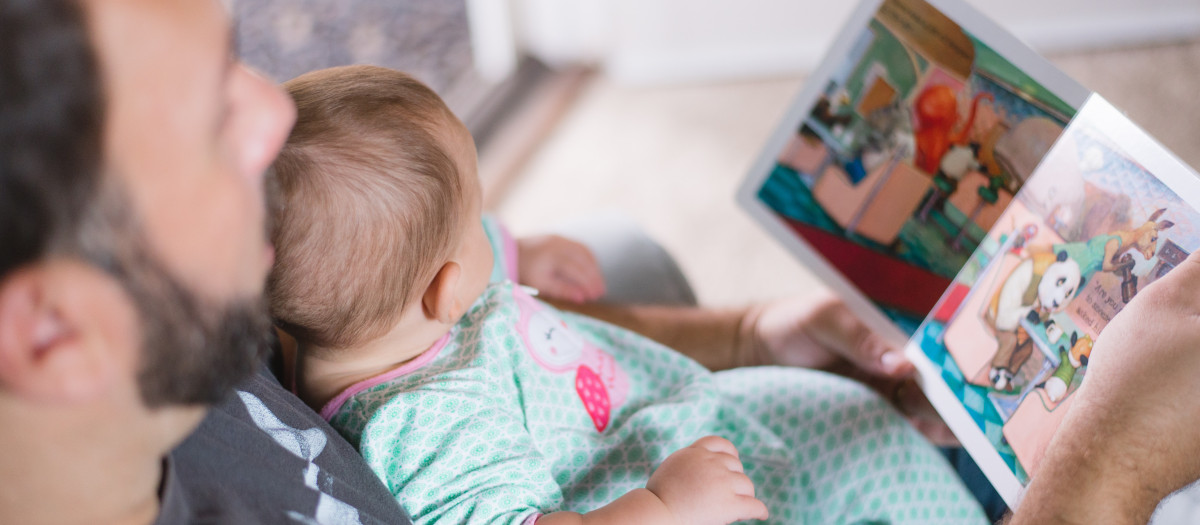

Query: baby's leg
714 367 987 525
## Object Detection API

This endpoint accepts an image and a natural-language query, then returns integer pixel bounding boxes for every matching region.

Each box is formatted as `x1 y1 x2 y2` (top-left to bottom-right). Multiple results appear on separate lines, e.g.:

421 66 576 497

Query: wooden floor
493 39 1200 310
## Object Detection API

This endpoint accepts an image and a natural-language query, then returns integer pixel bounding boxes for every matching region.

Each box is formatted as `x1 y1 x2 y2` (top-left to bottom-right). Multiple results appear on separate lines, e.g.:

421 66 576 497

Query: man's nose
233 65 296 184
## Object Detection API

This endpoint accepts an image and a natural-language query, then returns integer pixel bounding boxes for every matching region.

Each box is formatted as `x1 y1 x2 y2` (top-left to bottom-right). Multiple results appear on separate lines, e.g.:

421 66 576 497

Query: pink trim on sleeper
319 333 452 421
522 513 542 525
498 221 519 282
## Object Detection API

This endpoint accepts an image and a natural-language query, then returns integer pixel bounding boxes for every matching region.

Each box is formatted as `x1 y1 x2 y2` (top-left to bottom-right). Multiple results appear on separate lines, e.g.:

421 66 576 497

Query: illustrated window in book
736 0 1200 507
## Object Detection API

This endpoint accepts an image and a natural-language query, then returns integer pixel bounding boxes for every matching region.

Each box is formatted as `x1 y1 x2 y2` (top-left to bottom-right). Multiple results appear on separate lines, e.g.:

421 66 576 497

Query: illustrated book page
737 0 1089 348
909 95 1200 506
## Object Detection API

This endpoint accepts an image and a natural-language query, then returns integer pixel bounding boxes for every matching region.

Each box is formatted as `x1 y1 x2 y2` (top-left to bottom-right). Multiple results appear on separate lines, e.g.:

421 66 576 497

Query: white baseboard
1013 9 1200 52
602 7 1200 86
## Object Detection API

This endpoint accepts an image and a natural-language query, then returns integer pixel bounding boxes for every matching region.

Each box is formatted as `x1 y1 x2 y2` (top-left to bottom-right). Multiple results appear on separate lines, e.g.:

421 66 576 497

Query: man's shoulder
164 364 412 525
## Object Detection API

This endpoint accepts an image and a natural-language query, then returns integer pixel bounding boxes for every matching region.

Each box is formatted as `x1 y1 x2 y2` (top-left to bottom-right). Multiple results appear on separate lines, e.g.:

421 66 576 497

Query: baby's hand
516 235 605 303
646 436 768 525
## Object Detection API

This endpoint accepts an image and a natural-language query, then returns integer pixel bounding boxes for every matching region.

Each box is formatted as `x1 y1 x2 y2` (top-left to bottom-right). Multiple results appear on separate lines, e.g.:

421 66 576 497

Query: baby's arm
537 436 768 525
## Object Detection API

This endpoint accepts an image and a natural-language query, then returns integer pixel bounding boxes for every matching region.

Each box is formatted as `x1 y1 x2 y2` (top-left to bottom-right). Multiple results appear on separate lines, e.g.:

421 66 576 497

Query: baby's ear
422 262 463 325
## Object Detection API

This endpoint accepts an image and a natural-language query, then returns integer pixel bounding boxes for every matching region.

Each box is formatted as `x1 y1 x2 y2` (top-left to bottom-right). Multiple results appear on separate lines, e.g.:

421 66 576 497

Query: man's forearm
546 299 751 372
1008 397 1165 524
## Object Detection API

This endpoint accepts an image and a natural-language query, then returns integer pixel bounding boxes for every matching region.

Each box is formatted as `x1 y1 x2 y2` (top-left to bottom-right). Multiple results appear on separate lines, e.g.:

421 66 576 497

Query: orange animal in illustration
1036 332 1093 403
913 85 994 175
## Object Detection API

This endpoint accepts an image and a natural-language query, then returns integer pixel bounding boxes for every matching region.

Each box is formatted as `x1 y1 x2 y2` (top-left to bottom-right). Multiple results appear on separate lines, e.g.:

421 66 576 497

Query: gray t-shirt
158 361 412 524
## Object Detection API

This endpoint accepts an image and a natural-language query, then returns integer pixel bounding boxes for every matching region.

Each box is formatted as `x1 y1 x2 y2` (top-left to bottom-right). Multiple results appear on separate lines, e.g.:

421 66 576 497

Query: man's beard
74 183 270 408
121 252 271 408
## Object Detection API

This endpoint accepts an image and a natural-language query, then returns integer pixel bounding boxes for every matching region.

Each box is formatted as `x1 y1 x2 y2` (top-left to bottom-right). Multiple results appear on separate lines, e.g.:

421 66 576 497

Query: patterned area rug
230 0 487 115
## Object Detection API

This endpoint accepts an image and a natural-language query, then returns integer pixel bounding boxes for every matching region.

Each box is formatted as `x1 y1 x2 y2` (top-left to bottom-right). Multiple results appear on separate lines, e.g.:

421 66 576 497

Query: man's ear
421 261 463 325
0 264 129 403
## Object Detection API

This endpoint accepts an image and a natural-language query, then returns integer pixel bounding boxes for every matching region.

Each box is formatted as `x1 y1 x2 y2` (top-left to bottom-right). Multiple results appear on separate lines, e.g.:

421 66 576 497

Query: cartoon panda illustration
985 250 1083 391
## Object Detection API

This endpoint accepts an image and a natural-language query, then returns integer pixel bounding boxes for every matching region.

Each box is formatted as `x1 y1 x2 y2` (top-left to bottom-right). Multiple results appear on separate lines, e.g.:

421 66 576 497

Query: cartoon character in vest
985 250 1083 391
1035 332 1094 403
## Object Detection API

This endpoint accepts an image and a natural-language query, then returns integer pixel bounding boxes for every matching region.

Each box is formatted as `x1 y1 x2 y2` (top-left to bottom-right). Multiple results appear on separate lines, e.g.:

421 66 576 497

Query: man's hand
1013 251 1200 523
645 436 769 525
517 235 605 303
1071 254 1200 494
741 292 957 445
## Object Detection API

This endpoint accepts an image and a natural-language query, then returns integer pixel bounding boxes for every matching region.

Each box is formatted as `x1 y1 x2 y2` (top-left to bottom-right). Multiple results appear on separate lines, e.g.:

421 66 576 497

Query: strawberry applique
575 365 611 432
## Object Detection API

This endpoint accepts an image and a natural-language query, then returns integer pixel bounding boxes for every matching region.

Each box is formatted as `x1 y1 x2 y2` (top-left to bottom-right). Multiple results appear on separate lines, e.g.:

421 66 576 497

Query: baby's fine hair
269 65 467 350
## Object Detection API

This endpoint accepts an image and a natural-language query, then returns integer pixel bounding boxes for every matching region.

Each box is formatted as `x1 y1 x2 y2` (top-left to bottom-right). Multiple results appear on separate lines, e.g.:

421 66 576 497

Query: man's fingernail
880 352 904 371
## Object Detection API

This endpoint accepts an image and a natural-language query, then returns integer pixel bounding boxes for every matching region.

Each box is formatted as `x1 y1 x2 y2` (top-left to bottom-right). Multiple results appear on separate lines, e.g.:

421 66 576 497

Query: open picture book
736 0 1200 508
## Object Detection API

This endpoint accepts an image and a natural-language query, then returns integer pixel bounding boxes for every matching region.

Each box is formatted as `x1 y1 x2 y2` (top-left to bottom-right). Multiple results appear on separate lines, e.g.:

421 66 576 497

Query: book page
737 0 1088 347
909 94 1200 507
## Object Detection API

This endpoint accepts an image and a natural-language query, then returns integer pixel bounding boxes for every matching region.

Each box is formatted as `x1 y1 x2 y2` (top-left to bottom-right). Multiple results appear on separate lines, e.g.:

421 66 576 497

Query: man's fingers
903 385 960 446
808 299 911 378
911 416 960 446
865 335 913 378
842 330 911 379
892 379 959 445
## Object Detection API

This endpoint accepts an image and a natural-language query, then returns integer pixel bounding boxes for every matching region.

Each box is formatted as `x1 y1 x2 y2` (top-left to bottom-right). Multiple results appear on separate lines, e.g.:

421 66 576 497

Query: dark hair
0 1 265 408
0 0 104 275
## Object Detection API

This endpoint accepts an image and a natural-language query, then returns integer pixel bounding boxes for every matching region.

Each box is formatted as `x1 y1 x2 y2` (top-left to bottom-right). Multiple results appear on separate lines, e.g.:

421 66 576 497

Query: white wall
467 0 520 81
510 0 1200 85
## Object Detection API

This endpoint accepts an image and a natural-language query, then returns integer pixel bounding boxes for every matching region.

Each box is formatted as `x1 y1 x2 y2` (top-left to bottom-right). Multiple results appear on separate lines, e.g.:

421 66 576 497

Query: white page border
908 94 1200 508
735 0 1092 507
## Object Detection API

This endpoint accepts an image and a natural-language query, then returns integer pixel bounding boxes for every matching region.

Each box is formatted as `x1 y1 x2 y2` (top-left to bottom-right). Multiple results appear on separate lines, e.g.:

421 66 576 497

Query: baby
268 65 985 525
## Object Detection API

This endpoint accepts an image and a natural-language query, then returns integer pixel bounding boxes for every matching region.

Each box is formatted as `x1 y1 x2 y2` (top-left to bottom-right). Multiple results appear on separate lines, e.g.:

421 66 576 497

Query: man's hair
0 0 104 275
270 65 466 350
1 0 266 407
1 0 270 405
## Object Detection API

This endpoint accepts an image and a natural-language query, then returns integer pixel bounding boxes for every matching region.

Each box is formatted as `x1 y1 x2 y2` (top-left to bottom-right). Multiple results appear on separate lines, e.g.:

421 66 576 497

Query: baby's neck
297 318 453 412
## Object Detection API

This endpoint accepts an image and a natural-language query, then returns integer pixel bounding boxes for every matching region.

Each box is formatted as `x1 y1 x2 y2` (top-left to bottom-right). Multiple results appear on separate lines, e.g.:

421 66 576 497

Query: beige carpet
494 39 1200 308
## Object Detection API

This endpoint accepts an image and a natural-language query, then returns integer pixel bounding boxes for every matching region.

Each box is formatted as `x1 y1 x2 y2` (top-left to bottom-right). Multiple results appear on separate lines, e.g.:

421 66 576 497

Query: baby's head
269 65 492 352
